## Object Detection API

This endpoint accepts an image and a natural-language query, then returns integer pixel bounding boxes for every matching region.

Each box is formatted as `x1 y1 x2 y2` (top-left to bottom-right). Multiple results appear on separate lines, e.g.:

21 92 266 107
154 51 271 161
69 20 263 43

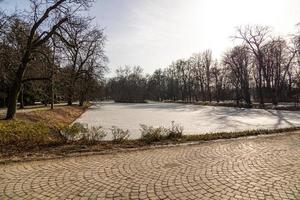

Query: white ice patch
75 102 300 140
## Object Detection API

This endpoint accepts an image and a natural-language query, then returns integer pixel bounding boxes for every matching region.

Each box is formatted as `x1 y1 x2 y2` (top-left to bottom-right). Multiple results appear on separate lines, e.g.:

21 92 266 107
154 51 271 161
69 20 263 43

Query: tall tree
223 45 252 106
3 0 94 119
235 25 271 107
58 17 106 105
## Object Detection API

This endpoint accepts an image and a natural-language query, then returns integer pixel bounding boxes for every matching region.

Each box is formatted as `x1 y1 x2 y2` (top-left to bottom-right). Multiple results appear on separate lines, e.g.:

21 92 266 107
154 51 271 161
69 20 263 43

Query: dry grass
2 128 299 164
0 104 90 153
182 127 300 141
16 105 88 131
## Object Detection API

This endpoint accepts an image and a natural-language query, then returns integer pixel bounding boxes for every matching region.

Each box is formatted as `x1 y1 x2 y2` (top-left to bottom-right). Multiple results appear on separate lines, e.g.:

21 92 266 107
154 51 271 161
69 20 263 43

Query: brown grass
182 127 300 141
0 104 90 154
16 105 88 131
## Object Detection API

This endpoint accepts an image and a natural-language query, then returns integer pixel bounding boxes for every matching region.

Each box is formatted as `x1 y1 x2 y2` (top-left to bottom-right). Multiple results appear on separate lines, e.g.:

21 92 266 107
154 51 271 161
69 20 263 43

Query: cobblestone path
1 133 300 199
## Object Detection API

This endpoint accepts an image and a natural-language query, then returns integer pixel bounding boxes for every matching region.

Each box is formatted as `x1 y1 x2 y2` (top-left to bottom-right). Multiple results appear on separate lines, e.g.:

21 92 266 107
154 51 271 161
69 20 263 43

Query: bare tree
211 61 222 103
107 66 147 103
235 25 271 107
4 0 94 119
223 45 252 106
58 17 106 105
262 37 297 105
190 53 205 101
202 50 212 102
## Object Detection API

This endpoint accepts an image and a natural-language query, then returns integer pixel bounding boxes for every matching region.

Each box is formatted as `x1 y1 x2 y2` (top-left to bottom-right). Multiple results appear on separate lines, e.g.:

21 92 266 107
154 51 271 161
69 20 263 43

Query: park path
1 133 300 200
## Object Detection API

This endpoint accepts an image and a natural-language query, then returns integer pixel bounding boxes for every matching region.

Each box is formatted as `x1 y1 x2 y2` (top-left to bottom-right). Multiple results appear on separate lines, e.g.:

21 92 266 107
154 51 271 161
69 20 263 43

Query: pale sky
1 0 300 74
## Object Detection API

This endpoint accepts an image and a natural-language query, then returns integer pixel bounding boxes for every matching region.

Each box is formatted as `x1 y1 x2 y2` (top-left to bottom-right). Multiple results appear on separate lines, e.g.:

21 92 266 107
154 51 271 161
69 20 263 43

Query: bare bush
110 126 130 142
140 121 184 143
61 122 88 140
168 121 184 139
140 124 168 144
83 126 107 141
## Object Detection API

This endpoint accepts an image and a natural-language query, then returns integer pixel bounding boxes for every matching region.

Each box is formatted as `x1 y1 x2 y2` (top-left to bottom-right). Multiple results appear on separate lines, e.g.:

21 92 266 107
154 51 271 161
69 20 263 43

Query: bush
82 126 107 142
61 123 108 142
167 121 184 139
61 122 88 140
0 120 58 147
111 126 130 142
140 124 168 143
140 121 184 143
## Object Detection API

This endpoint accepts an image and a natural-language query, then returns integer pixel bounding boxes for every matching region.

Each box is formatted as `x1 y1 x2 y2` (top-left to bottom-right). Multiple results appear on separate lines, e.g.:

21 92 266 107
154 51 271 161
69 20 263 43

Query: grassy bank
1 116 299 163
0 104 90 153
182 127 300 141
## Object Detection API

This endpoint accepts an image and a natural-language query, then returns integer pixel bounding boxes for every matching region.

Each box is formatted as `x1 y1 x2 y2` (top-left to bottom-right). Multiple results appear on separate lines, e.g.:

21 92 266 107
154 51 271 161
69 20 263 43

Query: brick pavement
1 133 300 199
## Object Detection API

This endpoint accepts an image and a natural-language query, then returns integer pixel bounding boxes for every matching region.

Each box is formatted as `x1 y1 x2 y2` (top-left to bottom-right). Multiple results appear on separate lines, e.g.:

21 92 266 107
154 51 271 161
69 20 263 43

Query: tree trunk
236 86 240 106
258 66 264 107
272 87 278 106
67 97 73 106
6 84 21 119
51 86 54 109
50 68 54 109
242 80 251 107
6 65 26 119
79 98 84 106
19 85 24 109
79 90 85 106
67 87 73 106
244 88 251 107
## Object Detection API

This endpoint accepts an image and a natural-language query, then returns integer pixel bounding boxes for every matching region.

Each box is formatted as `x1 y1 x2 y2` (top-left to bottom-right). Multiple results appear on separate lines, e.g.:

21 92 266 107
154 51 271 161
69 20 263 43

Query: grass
0 120 54 146
16 105 90 131
1 126 299 164
182 127 300 142
0 125 299 163
0 104 90 151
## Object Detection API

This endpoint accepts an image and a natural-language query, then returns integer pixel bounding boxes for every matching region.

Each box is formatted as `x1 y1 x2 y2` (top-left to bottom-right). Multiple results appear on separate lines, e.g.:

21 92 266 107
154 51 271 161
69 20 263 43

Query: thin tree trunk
51 39 56 110
19 85 24 109
258 67 264 107
50 63 54 109
236 86 240 106
67 97 73 106
51 80 54 109
79 94 84 106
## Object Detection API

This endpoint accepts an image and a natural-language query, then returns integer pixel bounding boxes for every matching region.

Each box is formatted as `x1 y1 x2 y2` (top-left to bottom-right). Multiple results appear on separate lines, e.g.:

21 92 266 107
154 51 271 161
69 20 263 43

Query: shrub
61 122 88 140
167 121 184 139
0 120 58 147
140 124 168 144
83 126 107 142
110 126 130 142
140 121 184 143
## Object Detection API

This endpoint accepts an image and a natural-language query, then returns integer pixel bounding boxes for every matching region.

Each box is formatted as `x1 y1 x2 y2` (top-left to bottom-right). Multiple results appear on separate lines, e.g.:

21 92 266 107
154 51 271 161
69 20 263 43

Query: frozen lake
75 102 300 139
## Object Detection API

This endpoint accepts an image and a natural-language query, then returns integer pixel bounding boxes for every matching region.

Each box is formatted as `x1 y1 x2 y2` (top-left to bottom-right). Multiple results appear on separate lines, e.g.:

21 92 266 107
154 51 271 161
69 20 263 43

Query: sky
1 0 300 75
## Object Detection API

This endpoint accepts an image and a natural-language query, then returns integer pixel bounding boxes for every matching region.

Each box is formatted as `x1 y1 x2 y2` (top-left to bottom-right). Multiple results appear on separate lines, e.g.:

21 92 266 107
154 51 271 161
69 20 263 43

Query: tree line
106 25 300 107
0 0 106 119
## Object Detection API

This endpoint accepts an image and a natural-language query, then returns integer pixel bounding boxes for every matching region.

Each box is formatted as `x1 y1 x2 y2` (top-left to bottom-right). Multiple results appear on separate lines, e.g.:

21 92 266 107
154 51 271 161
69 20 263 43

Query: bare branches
235 25 271 56
22 77 50 83
1 0 98 119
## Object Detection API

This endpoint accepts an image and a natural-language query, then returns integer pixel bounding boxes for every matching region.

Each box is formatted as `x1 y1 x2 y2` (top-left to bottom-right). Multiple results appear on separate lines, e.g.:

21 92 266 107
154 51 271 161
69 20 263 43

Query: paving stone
0 133 300 199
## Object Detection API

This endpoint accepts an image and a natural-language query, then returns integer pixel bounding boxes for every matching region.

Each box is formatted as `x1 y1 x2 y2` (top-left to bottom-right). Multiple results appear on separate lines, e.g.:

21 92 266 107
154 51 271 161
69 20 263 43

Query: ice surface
75 102 300 140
